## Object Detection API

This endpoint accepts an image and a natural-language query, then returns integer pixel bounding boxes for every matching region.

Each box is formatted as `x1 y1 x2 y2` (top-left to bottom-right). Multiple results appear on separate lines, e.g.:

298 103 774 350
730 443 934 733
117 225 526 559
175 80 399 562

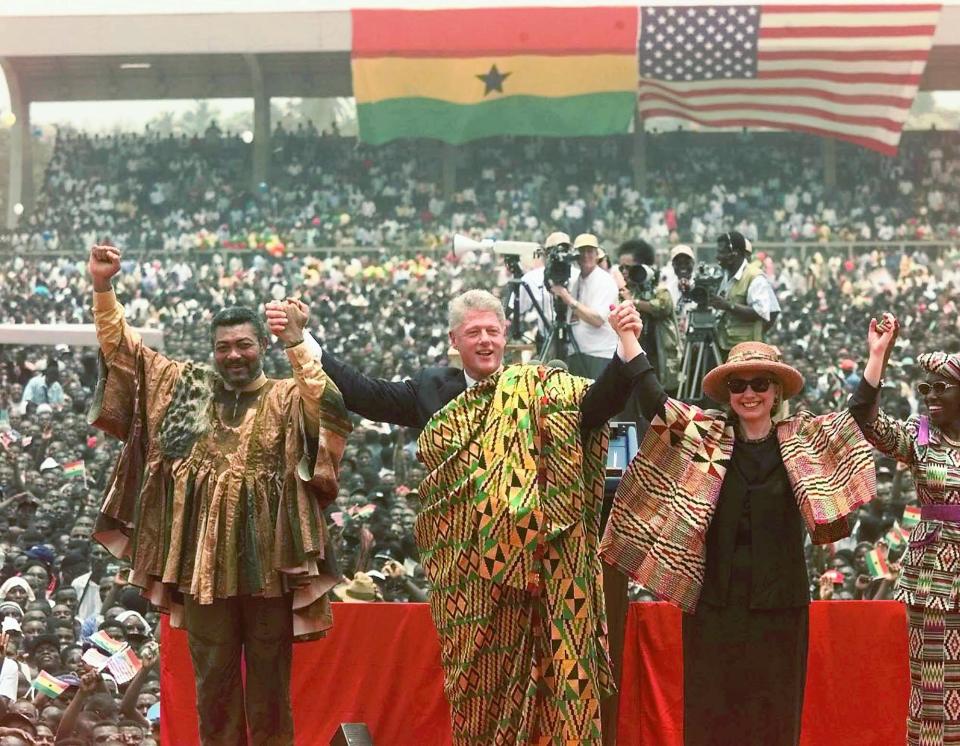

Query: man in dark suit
266 289 646 430
266 288 644 745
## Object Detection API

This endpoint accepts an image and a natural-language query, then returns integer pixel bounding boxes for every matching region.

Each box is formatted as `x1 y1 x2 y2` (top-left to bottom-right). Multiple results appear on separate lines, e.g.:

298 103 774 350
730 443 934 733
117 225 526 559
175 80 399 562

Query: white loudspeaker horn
453 233 491 257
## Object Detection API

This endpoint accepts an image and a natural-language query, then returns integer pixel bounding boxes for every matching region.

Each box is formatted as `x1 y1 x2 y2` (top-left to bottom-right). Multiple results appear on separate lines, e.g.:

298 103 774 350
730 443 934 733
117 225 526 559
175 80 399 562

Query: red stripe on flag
636 108 898 155
760 4 941 13
639 80 912 108
351 48 636 60
638 93 902 132
758 69 921 85
759 25 937 38
351 7 638 57
758 49 931 62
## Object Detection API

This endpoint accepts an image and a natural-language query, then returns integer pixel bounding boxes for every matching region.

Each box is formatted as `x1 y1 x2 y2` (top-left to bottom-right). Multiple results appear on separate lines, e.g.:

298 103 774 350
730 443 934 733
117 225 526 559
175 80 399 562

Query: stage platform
161 600 909 745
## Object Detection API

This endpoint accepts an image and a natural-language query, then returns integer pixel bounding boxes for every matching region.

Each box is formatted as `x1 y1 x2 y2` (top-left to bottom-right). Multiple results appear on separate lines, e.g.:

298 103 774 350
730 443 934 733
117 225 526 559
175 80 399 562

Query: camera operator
709 230 780 360
548 233 619 379
617 240 681 396
664 244 697 337
515 231 571 358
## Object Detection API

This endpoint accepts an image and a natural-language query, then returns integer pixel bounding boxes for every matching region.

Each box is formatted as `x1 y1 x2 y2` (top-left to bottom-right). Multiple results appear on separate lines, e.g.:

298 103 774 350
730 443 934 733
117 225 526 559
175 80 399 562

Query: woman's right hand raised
867 312 899 361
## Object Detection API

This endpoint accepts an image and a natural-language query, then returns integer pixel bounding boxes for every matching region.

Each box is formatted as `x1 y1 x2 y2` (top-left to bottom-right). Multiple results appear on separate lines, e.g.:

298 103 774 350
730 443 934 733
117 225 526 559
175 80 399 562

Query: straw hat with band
332 572 380 602
702 342 804 404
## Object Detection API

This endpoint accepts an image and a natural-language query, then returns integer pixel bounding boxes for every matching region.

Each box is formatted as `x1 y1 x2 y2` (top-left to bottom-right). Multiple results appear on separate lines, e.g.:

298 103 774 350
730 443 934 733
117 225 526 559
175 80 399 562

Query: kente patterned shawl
88 339 351 641
415 364 612 744
601 398 876 613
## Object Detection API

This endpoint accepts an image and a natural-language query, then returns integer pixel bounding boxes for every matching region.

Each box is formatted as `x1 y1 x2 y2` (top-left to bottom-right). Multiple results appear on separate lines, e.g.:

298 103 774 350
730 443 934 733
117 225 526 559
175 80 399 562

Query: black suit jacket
320 349 645 431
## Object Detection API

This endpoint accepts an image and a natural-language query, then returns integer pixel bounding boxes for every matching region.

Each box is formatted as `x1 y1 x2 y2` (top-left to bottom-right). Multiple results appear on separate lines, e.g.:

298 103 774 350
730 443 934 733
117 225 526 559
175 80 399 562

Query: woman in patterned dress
850 312 960 746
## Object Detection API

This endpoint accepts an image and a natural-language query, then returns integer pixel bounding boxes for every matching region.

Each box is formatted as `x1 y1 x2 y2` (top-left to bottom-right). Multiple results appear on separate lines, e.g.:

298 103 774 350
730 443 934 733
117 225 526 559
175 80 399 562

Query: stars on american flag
640 5 759 82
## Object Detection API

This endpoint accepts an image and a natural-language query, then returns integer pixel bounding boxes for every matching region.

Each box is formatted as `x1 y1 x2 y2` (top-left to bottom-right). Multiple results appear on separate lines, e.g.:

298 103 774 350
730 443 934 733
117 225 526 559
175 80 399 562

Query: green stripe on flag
902 505 922 529
864 548 889 579
358 92 636 145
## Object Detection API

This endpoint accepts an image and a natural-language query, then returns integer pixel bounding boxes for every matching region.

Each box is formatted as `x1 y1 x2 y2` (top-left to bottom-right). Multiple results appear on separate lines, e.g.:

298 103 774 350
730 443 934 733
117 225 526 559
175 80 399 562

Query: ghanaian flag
351 7 639 145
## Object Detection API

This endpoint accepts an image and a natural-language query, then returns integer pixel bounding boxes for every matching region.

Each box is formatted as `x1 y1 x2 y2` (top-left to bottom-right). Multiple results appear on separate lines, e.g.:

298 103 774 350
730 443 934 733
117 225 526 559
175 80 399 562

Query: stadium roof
0 1 957 102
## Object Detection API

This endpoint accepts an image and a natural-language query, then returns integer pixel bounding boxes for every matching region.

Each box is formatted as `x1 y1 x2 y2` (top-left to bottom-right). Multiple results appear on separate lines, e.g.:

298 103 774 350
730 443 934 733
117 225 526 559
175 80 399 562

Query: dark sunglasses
726 377 773 394
917 381 960 397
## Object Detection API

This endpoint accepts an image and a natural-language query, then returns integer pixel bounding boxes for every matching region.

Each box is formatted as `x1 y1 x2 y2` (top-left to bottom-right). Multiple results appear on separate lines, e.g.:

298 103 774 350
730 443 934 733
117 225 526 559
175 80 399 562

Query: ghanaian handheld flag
32 670 69 698
352 7 639 144
902 505 922 529
63 459 85 479
864 548 890 579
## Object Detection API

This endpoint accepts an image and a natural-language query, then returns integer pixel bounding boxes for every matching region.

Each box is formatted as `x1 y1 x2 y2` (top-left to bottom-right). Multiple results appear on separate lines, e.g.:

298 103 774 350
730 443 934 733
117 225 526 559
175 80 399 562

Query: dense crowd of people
0 126 956 743
2 126 958 255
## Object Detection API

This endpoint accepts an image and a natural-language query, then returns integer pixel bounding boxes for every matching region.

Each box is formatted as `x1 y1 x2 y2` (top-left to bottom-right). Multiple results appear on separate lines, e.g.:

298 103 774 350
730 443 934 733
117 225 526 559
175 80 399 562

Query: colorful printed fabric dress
850 380 960 746
415 365 613 745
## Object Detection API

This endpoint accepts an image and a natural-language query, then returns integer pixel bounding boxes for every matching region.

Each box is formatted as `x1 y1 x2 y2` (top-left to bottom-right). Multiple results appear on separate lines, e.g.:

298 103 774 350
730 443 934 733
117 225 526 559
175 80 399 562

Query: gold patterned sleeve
93 289 141 362
285 342 326 436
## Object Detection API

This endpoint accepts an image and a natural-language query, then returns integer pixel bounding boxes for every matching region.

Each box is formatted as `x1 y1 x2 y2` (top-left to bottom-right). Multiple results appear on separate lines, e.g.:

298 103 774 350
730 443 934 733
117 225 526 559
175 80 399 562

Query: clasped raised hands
264 298 309 347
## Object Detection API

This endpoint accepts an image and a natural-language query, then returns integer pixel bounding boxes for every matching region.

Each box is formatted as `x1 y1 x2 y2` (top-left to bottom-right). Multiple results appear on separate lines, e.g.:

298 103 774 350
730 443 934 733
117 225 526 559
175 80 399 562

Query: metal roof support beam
245 54 270 193
1 59 33 230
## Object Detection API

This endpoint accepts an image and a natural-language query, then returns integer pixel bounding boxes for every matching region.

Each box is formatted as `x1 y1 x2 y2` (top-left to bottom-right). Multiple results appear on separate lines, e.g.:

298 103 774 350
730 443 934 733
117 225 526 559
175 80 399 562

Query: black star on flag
476 64 511 96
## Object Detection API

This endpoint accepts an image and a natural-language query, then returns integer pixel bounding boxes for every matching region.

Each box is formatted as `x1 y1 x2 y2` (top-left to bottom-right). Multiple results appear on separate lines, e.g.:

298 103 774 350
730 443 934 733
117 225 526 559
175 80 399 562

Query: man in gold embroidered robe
86 245 350 746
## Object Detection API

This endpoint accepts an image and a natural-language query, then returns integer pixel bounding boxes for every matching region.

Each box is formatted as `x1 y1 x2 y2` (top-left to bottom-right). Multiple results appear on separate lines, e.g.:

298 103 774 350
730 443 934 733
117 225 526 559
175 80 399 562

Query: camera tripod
678 313 724 402
538 294 583 363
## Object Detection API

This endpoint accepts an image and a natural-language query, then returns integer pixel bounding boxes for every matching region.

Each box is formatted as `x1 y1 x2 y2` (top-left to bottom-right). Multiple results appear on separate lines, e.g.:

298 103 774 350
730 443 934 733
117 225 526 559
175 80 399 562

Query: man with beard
709 231 780 360
86 245 351 746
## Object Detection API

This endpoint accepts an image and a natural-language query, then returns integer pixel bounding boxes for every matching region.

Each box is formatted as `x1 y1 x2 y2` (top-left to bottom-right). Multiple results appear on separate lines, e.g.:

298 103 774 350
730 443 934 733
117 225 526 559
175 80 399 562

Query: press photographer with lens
709 231 780 360
547 233 620 379
615 239 682 397
514 231 573 359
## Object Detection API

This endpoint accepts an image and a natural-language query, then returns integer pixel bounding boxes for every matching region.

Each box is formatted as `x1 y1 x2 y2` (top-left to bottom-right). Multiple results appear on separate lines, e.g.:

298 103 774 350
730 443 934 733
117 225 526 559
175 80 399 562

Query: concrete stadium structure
1 0 959 228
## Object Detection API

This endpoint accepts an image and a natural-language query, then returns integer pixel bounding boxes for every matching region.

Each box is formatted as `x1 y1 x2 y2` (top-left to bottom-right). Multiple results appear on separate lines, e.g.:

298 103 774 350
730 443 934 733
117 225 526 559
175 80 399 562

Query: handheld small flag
90 630 126 656
885 523 909 551
902 506 922 529
63 459 86 480
865 548 890 579
82 648 111 671
106 647 142 684
32 670 69 698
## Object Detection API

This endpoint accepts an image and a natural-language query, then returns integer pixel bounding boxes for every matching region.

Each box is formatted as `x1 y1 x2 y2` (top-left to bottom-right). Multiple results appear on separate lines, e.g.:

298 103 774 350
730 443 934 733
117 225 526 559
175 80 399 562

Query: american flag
638 4 942 155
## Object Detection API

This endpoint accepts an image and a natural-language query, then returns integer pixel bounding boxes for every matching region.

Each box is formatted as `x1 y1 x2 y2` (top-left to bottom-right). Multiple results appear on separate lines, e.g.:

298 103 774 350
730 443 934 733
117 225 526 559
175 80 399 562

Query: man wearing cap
710 230 780 360
86 245 351 746
616 239 682 396
549 233 620 379
513 231 571 358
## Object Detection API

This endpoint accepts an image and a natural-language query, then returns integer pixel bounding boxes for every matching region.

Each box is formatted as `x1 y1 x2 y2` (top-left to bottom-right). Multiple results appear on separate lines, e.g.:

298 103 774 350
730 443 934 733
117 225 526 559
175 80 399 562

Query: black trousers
183 594 294 746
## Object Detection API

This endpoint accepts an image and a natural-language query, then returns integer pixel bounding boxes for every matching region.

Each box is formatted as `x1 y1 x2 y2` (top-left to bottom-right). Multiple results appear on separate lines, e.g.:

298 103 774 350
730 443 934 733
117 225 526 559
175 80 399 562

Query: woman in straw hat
601 336 876 746
850 312 960 745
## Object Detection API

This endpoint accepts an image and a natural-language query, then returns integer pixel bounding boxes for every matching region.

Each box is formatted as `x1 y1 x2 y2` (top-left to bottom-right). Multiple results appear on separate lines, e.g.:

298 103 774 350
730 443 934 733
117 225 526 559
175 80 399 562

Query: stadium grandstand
0 2 957 745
